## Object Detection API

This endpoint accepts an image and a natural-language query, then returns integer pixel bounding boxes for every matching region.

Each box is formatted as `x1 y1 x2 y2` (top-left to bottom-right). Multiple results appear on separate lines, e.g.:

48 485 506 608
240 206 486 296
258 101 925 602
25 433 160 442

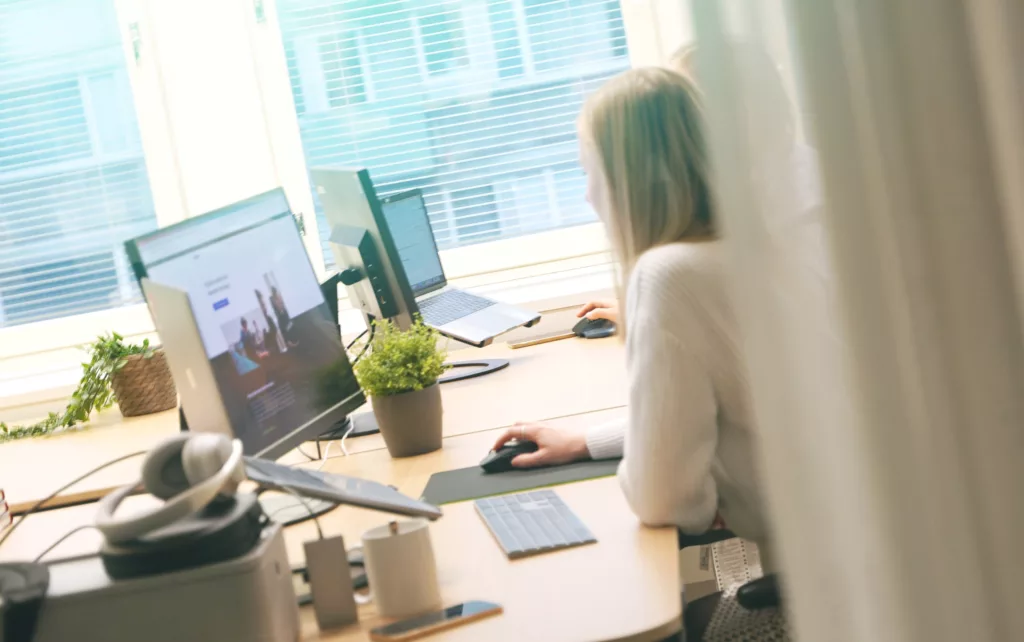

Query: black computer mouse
572 317 616 339
480 440 539 474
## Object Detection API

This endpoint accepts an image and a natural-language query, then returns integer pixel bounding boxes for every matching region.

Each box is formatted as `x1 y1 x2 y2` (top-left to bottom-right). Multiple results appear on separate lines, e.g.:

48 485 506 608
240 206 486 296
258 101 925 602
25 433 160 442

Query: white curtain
688 0 1024 640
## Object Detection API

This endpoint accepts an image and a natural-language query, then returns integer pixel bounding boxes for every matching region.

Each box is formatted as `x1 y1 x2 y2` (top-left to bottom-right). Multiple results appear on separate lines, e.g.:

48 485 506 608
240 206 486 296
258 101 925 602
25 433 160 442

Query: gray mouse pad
421 458 622 505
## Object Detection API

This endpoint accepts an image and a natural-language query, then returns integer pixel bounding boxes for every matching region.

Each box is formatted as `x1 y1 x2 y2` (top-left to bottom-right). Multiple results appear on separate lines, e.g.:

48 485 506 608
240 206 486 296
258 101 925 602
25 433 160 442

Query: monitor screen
380 191 446 295
129 190 360 455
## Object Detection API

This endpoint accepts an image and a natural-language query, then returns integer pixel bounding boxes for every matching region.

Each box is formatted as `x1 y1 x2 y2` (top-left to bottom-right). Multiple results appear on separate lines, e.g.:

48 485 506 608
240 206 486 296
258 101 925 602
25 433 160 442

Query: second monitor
313 168 540 348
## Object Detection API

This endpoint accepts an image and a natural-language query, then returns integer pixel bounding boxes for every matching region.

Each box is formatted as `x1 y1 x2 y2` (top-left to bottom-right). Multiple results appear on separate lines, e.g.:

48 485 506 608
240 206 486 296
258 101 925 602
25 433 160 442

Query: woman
493 68 770 544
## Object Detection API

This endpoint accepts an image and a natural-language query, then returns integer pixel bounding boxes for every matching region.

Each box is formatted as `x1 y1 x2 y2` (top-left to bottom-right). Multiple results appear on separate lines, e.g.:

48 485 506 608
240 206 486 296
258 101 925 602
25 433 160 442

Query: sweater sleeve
617 268 720 534
585 418 626 459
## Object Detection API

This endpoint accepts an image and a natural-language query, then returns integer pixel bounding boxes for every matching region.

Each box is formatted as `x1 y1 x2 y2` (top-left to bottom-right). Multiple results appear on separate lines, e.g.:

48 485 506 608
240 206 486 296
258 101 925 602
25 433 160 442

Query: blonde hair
579 67 714 283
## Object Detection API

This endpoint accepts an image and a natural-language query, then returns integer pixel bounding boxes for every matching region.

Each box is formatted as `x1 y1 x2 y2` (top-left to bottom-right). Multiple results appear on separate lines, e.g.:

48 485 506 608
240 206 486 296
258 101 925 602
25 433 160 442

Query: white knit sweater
586 241 770 544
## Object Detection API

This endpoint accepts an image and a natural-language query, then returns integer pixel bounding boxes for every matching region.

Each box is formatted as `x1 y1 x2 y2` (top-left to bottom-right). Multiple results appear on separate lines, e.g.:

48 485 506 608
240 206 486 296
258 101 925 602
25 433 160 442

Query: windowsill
0 255 614 419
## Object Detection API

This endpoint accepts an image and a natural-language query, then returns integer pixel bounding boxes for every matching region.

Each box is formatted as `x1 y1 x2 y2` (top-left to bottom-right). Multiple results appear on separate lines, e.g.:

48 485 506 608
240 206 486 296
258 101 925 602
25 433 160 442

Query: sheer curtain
689 0 1024 640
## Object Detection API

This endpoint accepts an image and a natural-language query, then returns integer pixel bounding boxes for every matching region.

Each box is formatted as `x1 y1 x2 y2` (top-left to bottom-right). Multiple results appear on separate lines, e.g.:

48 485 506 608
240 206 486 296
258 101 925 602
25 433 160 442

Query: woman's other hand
577 300 620 325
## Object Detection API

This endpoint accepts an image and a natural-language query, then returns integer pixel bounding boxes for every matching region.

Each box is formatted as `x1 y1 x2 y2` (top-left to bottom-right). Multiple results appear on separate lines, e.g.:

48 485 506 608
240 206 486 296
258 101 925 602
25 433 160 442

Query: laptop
379 190 541 347
245 457 442 520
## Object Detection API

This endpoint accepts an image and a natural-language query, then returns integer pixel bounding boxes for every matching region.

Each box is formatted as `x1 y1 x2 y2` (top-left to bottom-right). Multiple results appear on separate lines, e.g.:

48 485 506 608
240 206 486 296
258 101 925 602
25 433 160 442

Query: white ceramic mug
361 519 442 619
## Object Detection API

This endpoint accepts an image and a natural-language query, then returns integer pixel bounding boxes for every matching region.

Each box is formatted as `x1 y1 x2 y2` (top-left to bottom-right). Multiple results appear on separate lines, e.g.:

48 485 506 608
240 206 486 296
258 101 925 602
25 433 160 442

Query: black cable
345 329 368 351
0 450 147 550
350 325 375 365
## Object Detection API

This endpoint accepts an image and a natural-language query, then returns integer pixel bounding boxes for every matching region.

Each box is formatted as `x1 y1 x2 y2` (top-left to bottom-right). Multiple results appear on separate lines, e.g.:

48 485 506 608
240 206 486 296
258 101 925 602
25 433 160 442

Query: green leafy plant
354 319 447 398
0 333 157 443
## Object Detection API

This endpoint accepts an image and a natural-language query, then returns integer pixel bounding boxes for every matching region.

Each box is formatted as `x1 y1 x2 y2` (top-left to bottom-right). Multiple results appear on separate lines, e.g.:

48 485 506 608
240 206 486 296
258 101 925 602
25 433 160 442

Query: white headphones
95 433 246 544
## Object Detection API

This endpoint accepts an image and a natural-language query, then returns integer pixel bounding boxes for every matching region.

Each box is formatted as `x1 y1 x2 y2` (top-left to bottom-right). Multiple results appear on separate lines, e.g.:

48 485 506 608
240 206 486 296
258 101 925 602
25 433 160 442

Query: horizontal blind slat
0 270 129 302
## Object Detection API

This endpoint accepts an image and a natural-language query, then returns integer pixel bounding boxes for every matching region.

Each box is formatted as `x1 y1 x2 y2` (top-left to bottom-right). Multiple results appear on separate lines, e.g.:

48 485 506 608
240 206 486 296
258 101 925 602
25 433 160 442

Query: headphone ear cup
141 434 192 500
182 433 234 491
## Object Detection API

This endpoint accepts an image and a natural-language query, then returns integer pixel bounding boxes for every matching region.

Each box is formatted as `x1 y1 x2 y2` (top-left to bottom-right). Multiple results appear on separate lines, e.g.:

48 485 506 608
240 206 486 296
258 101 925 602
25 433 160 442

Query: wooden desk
1 336 625 514
1 416 681 642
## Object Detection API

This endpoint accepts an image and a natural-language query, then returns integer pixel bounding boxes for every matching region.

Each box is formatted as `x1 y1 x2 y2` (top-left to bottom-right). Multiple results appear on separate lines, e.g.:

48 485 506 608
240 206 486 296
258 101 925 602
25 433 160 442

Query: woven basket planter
110 351 177 417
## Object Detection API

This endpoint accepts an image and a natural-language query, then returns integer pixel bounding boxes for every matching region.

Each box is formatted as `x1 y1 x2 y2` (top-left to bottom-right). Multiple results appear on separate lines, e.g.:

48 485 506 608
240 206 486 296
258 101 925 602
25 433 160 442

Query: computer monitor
312 167 418 330
377 189 447 297
125 189 366 460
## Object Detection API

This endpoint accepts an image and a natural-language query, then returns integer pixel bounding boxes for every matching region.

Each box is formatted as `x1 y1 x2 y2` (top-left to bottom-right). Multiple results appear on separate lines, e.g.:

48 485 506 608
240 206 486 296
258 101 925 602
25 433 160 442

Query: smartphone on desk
369 601 503 641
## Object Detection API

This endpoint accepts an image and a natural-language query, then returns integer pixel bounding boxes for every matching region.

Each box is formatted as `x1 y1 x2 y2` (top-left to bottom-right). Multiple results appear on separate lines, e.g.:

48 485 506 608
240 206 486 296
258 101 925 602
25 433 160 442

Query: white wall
620 0 694 66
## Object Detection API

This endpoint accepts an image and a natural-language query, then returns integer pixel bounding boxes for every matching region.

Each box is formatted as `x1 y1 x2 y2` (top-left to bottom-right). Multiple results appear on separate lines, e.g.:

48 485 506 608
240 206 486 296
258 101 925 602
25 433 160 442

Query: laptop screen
379 191 446 295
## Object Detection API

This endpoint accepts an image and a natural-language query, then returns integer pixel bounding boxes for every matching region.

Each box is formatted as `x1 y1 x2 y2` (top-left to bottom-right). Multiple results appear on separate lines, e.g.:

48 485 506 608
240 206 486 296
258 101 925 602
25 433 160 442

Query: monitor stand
258 494 338 527
439 358 509 383
312 413 379 442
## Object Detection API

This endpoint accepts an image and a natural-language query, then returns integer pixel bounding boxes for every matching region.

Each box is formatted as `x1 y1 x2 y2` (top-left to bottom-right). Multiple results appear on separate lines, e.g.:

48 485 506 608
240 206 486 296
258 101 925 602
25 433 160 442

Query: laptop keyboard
418 289 495 327
475 490 597 559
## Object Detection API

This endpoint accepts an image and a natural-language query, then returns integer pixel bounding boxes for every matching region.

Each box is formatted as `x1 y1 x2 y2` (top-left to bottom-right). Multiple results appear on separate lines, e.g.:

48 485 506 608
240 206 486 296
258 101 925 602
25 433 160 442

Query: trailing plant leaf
354 318 447 398
0 333 157 443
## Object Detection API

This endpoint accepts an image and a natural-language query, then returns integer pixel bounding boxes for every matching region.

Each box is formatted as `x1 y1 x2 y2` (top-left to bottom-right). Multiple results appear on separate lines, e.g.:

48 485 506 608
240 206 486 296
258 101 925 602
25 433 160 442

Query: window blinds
0 0 157 328
276 0 630 268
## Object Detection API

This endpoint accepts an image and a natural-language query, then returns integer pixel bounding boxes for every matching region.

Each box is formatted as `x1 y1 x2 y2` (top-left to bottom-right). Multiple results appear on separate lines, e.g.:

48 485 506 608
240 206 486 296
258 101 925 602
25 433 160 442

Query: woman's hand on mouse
492 422 590 468
577 300 620 325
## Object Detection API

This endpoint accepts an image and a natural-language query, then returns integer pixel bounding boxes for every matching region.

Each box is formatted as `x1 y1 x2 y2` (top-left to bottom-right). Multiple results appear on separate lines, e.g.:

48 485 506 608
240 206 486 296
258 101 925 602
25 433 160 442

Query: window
275 0 630 269
522 0 626 74
452 185 501 243
416 7 471 77
319 33 368 107
495 170 557 234
286 30 369 115
486 0 526 79
0 0 157 328
604 0 629 58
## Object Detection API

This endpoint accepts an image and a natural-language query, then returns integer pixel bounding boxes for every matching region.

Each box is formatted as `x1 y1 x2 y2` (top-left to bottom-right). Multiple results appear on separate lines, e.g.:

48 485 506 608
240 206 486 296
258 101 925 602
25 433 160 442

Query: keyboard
475 489 597 559
418 289 495 327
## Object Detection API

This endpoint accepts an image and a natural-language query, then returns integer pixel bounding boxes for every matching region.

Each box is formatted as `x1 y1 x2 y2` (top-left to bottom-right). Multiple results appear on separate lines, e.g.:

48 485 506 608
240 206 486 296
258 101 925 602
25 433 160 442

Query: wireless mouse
480 440 539 474
572 317 616 339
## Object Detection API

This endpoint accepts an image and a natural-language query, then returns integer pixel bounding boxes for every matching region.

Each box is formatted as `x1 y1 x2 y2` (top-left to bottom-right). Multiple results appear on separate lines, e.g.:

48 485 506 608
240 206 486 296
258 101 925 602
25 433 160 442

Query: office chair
676 530 787 642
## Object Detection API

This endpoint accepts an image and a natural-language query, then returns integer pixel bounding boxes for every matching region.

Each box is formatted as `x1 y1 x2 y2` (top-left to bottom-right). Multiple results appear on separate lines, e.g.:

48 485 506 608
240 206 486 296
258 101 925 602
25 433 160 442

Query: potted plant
0 333 176 443
354 319 447 458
